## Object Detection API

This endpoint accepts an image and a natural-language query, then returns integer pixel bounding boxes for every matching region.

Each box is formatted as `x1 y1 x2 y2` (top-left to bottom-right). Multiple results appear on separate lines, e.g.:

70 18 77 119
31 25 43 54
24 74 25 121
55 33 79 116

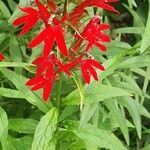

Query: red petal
13 15 30 26
87 65 98 81
35 0 50 21
33 56 45 65
99 24 110 30
31 81 45 91
43 79 53 101
43 32 55 57
97 3 119 13
0 53 4 61
55 26 68 57
87 59 105 71
26 76 44 86
19 6 38 15
81 64 90 84
94 42 107 51
19 17 38 35
95 33 110 43
29 26 51 48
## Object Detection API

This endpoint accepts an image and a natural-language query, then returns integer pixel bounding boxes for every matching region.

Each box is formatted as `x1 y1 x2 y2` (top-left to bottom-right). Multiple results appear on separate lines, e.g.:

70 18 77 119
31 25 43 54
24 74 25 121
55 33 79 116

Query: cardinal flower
28 22 68 57
62 0 119 26
13 0 50 35
83 0 119 13
73 16 110 53
0 53 4 61
26 63 54 101
80 59 105 84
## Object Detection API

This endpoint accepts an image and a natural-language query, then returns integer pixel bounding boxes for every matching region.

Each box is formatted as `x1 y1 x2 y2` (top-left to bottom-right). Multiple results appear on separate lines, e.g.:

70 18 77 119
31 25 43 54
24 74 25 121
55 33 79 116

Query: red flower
84 0 119 13
0 53 4 61
73 16 110 53
28 23 68 57
13 0 50 35
80 59 105 84
62 0 119 25
26 64 54 101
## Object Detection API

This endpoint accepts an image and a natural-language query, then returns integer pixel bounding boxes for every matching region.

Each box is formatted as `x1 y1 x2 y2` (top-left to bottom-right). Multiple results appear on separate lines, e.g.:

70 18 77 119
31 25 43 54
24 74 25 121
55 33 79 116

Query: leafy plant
0 0 150 150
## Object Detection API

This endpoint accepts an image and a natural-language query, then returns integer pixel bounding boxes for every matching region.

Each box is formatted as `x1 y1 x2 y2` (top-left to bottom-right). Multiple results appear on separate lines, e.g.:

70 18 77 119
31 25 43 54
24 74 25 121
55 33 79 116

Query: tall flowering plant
13 0 119 101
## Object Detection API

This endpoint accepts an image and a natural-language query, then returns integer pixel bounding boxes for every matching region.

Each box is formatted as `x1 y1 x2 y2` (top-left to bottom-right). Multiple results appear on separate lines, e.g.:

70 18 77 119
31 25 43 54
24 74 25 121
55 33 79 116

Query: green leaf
73 124 127 150
140 0 150 53
59 106 79 122
0 33 6 45
63 84 132 105
104 99 129 145
114 27 144 34
118 55 150 69
118 73 142 96
123 4 144 27
0 88 25 99
0 0 11 18
0 62 34 68
9 119 38 134
128 0 137 7
32 107 58 150
80 103 98 127
141 144 150 150
6 136 33 150
0 106 8 150
6 0 17 11
119 97 141 139
9 36 23 74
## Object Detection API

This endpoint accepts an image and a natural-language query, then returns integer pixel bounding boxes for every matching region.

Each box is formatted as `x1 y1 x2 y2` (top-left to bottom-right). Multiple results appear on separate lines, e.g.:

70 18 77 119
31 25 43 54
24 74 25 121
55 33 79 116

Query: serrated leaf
104 99 129 145
73 124 127 150
80 103 98 127
63 84 131 105
119 97 141 139
32 107 58 150
118 55 150 69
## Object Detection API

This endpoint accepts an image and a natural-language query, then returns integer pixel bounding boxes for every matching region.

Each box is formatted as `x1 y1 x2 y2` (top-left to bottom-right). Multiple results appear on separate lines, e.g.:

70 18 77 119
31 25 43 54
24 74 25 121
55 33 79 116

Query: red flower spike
29 24 68 57
80 59 105 84
12 0 119 102
0 53 5 61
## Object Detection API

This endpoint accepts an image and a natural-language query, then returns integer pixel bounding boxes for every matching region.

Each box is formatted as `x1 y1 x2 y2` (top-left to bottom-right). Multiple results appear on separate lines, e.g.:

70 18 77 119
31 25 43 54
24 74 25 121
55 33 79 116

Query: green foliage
0 0 150 149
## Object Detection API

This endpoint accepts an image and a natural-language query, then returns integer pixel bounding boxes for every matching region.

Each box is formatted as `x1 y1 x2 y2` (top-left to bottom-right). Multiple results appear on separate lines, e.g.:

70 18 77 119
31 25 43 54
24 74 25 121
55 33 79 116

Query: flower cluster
13 0 119 101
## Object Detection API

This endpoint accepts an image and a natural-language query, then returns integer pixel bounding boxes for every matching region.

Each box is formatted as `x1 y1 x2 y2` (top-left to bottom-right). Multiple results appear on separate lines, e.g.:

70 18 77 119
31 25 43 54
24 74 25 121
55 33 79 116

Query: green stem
56 76 62 108
72 72 84 111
